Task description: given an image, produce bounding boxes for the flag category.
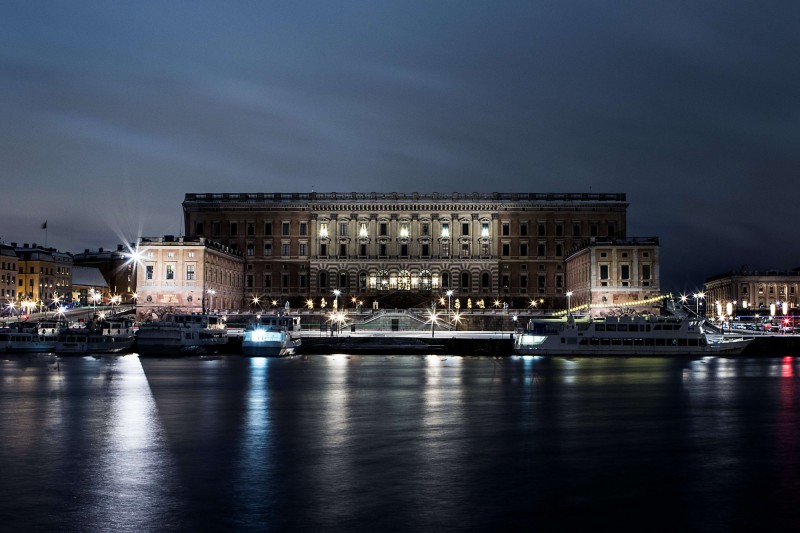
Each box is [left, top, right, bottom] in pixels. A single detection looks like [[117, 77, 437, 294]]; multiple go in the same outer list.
[[41, 221, 47, 230]]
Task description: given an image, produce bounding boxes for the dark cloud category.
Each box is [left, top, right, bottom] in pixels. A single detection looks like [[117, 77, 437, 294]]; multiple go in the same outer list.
[[1, 1, 798, 291]]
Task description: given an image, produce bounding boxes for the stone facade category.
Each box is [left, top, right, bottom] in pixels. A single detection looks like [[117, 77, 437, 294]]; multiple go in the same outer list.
[[704, 267, 800, 318], [182, 192, 630, 309], [565, 238, 662, 316], [134, 236, 245, 318], [0, 243, 18, 309]]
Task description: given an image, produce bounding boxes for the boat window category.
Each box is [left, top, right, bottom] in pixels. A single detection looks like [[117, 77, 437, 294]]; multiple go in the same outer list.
[[567, 338, 577, 344], [618, 324, 628, 332], [656, 338, 666, 346], [595, 324, 605, 332], [606, 325, 617, 332], [688, 339, 699, 346], [611, 339, 622, 346], [601, 338, 611, 345]]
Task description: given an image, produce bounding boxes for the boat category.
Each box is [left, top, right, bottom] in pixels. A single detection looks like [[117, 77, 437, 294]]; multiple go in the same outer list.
[[0, 324, 58, 353], [136, 313, 228, 356], [54, 317, 136, 354], [513, 315, 753, 356], [241, 314, 301, 356]]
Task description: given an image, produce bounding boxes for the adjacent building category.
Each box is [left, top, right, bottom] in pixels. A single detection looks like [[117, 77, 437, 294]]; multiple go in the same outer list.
[[133, 235, 245, 318], [0, 243, 18, 310], [15, 244, 60, 304], [72, 245, 137, 302], [182, 192, 631, 308], [565, 237, 662, 315], [704, 267, 800, 318]]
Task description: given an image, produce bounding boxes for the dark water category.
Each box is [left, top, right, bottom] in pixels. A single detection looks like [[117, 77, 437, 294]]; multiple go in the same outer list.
[[2, 354, 800, 532]]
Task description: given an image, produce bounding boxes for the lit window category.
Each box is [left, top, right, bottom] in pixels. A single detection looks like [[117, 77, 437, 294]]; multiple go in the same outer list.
[[399, 223, 409, 238], [482, 223, 490, 237], [319, 223, 329, 238], [441, 223, 450, 238], [359, 223, 368, 238]]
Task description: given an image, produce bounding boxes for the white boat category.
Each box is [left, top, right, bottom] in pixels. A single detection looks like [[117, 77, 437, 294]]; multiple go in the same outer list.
[[241, 314, 301, 356], [136, 314, 228, 356], [0, 326, 58, 353], [514, 315, 753, 356], [54, 318, 136, 354]]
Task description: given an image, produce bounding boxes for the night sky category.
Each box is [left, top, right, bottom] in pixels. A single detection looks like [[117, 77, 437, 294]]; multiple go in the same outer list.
[[2, 2, 798, 293]]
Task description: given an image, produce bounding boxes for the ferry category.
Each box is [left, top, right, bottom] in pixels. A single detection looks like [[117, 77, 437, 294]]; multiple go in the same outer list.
[[54, 317, 136, 354], [241, 314, 301, 356], [0, 325, 58, 353], [136, 313, 228, 356], [514, 315, 753, 356]]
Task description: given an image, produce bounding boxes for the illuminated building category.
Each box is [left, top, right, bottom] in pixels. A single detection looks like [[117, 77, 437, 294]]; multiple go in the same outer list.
[[14, 243, 71, 304], [182, 192, 636, 308], [133, 235, 244, 317], [704, 267, 800, 317], [73, 245, 138, 302], [0, 243, 18, 310], [565, 238, 661, 316]]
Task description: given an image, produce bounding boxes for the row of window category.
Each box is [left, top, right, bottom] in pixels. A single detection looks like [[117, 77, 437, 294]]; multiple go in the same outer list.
[[244, 242, 572, 258], [198, 220, 620, 239]]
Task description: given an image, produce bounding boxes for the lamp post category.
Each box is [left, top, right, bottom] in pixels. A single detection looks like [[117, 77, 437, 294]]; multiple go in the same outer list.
[[694, 292, 705, 317], [566, 291, 573, 317], [207, 288, 216, 314], [446, 290, 453, 322], [333, 289, 341, 310]]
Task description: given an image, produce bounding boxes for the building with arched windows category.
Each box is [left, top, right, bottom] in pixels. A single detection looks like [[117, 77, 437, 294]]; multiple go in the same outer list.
[[182, 192, 641, 310]]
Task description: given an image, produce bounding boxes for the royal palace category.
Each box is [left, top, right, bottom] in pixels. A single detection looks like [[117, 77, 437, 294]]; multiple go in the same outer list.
[[172, 191, 660, 312]]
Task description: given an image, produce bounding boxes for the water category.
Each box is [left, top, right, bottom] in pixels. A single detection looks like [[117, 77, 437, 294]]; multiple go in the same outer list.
[[2, 354, 800, 532]]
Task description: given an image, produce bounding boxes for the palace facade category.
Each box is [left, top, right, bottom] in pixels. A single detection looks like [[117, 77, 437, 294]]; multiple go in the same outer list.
[[704, 267, 800, 318], [182, 192, 636, 309]]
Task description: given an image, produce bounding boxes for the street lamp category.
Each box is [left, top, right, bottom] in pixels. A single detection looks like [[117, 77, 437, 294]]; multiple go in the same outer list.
[[446, 290, 453, 321], [207, 288, 216, 313], [333, 289, 341, 310], [694, 292, 705, 317], [566, 291, 573, 317]]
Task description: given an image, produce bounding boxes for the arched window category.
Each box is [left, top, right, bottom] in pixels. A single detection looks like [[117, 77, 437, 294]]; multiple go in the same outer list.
[[359, 271, 367, 291], [420, 270, 432, 293], [339, 271, 348, 290], [482, 272, 490, 289], [319, 271, 328, 289], [441, 272, 450, 288], [398, 270, 411, 291], [461, 272, 470, 290], [378, 269, 390, 291]]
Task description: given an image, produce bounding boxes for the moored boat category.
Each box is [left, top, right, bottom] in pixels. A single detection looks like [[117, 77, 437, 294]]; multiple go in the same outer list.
[[514, 315, 753, 356], [0, 326, 58, 353], [54, 317, 136, 354], [136, 313, 228, 356], [241, 314, 301, 356]]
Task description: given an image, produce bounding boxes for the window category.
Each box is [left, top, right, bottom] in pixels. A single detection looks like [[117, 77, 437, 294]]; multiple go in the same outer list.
[[319, 272, 328, 289], [146, 265, 154, 280], [360, 244, 367, 256], [247, 223, 255, 236], [520, 243, 528, 256], [600, 265, 609, 280], [399, 223, 409, 238], [502, 243, 510, 257], [398, 270, 411, 291], [462, 222, 470, 235], [299, 243, 307, 256], [320, 244, 327, 256], [642, 264, 651, 280], [502, 275, 509, 290], [556, 244, 563, 257], [461, 243, 470, 257], [264, 273, 272, 289], [246, 242, 255, 256], [590, 224, 598, 237], [265, 222, 273, 235], [538, 223, 546, 236], [520, 223, 527, 236], [299, 222, 307, 236], [282, 244, 290, 256], [319, 223, 328, 238], [165, 264, 174, 280], [441, 223, 449, 238], [264, 243, 272, 257], [401, 244, 408, 256], [246, 274, 254, 288], [282, 222, 290, 236], [621, 265, 630, 280], [538, 243, 546, 257], [422, 223, 430, 236], [461, 272, 470, 289], [230, 222, 238, 236], [573, 223, 581, 237], [186, 264, 195, 281], [379, 244, 387, 256], [556, 224, 563, 237], [607, 223, 616, 237], [483, 223, 491, 237], [538, 275, 546, 292], [521, 274, 528, 288], [380, 222, 388, 236], [340, 222, 348, 236], [422, 244, 429, 257], [339, 271, 348, 289], [441, 272, 450, 288], [212, 221, 221, 236], [359, 223, 368, 238], [482, 272, 490, 289], [441, 242, 450, 257], [339, 244, 347, 257], [195, 222, 204, 235]]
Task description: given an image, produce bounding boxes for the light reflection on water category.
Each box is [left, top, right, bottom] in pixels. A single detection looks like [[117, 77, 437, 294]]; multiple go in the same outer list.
[[2, 354, 800, 531]]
